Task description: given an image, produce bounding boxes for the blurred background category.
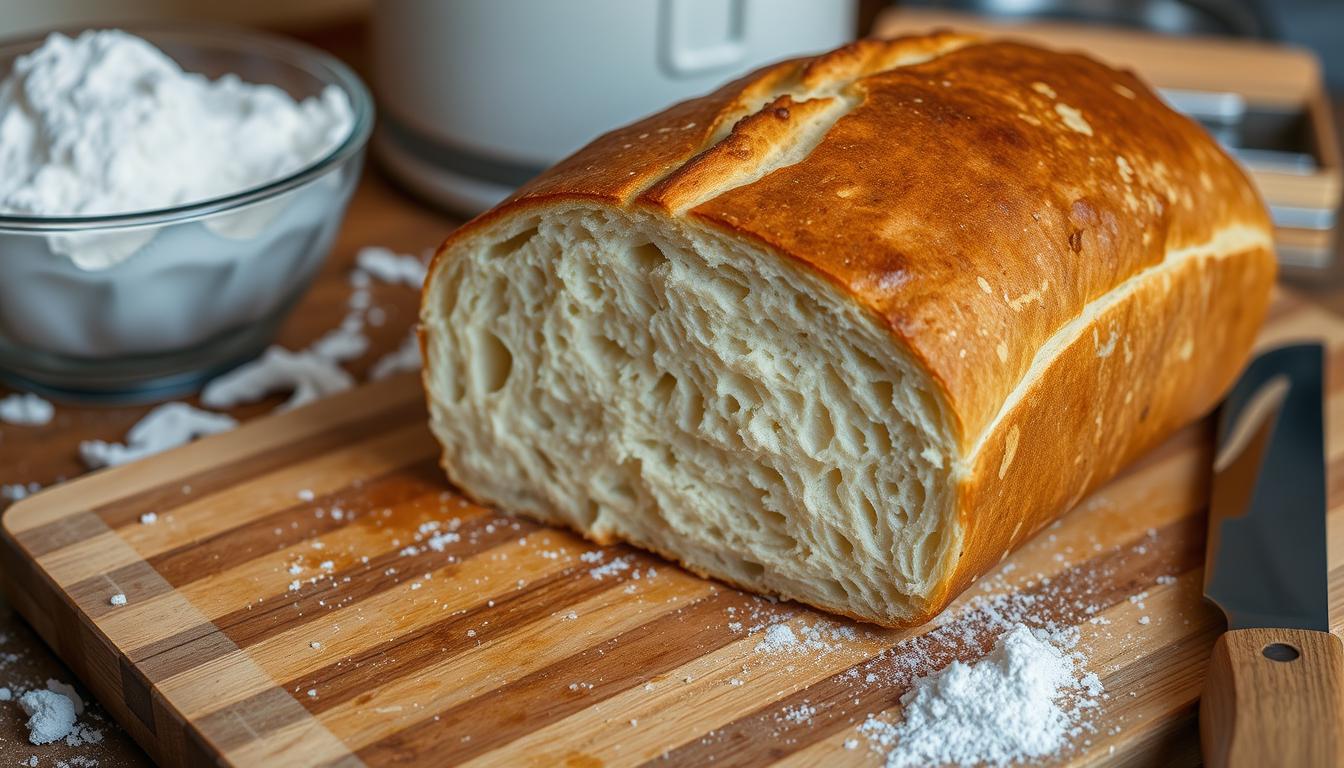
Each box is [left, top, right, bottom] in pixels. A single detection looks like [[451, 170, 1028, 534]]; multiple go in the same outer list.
[[1, 0, 1339, 274]]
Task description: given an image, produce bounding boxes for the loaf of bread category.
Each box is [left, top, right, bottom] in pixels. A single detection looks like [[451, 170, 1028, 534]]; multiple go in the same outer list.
[[419, 32, 1275, 627]]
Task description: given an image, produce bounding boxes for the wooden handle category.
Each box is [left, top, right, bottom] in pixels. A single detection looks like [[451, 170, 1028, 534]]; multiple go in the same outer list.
[[1201, 628, 1344, 768]]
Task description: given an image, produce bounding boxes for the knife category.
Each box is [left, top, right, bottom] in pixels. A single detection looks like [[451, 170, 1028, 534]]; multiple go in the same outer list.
[[1201, 342, 1344, 768]]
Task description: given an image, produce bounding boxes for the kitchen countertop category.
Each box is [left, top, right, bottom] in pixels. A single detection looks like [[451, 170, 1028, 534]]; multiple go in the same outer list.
[[0, 17, 1341, 768]]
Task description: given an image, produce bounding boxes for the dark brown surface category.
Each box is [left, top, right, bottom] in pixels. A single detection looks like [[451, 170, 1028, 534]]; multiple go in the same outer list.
[[0, 18, 461, 764]]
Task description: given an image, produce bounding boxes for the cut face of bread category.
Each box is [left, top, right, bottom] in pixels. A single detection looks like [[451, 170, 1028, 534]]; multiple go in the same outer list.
[[422, 205, 958, 625]]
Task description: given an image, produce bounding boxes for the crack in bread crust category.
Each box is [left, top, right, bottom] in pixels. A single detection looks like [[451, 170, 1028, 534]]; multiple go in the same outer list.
[[639, 33, 977, 210]]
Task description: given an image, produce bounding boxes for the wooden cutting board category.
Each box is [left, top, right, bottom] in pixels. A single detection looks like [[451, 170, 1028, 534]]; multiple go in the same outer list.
[[2, 290, 1339, 767]]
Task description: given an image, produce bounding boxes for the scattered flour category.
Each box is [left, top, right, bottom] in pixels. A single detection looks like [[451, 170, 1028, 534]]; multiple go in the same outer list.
[[108, 594, 126, 607], [781, 702, 817, 724], [754, 621, 858, 655], [860, 624, 1102, 767], [755, 624, 799, 653], [139, 512, 157, 525], [2, 482, 42, 502], [588, 556, 632, 581], [79, 403, 237, 469], [355, 246, 428, 288], [199, 247, 426, 408], [308, 321, 370, 363], [0, 393, 53, 426], [370, 330, 422, 380], [201, 346, 354, 411], [426, 531, 461, 552]]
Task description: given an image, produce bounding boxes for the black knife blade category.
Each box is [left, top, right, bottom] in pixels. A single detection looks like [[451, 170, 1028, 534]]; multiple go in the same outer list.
[[1204, 342, 1328, 631]]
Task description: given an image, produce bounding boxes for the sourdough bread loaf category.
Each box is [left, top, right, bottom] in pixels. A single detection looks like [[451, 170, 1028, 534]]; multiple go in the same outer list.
[[419, 32, 1276, 627]]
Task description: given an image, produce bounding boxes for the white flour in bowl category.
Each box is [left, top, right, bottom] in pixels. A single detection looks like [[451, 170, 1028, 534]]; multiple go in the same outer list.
[[0, 29, 354, 268]]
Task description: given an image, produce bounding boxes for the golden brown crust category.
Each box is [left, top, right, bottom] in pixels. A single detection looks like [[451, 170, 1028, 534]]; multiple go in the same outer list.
[[926, 241, 1275, 619], [424, 32, 1276, 628]]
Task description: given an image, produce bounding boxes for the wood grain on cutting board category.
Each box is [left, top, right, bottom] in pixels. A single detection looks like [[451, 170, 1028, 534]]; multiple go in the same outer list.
[[1, 289, 1338, 767]]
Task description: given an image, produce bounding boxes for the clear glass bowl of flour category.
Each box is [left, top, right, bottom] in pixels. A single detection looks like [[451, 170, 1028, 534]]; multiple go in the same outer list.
[[0, 26, 373, 402]]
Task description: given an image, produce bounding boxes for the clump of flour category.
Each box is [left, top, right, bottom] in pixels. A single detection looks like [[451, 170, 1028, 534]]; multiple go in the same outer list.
[[861, 623, 1102, 767], [79, 402, 237, 469], [18, 688, 77, 745], [0, 393, 54, 426]]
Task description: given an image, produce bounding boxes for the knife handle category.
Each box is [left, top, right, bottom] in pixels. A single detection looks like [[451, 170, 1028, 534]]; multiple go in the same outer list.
[[1201, 628, 1344, 768]]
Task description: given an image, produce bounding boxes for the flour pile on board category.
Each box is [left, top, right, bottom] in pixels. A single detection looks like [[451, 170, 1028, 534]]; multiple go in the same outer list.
[[0, 393, 53, 426], [860, 623, 1103, 767]]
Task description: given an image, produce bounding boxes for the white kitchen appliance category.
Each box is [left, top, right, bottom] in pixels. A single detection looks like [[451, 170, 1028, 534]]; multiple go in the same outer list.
[[372, 0, 857, 214]]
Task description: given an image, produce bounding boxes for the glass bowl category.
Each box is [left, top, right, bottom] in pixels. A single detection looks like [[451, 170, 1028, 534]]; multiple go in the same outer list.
[[0, 25, 373, 403]]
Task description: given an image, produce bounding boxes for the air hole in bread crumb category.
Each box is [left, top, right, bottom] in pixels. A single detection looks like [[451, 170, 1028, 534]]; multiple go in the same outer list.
[[590, 333, 632, 365], [489, 227, 538, 257], [630, 241, 669, 272], [859, 494, 880, 530], [833, 532, 856, 557], [473, 331, 513, 393], [763, 505, 790, 534], [710, 274, 750, 303], [821, 578, 845, 601], [535, 450, 557, 476], [826, 467, 844, 497], [653, 372, 678, 404], [802, 403, 836, 455], [682, 390, 706, 430], [871, 380, 895, 408]]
